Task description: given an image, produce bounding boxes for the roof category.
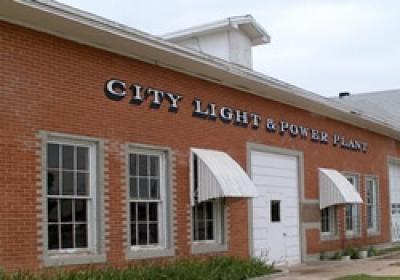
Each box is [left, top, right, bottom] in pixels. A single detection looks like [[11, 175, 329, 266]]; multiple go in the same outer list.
[[335, 89, 400, 131], [162, 15, 271, 46], [1, 0, 400, 140]]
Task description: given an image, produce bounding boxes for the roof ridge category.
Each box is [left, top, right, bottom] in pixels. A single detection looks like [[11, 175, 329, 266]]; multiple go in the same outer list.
[[348, 89, 400, 98]]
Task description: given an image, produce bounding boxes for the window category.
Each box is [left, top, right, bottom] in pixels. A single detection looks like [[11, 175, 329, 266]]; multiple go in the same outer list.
[[126, 145, 175, 260], [271, 200, 281, 222], [320, 206, 336, 236], [46, 141, 96, 253], [366, 177, 379, 233], [42, 134, 106, 266], [345, 175, 360, 235], [191, 154, 225, 248], [392, 203, 400, 215], [128, 151, 165, 248], [192, 201, 219, 241]]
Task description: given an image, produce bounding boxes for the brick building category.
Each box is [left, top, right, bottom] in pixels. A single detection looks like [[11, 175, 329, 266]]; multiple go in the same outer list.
[[1, 0, 400, 271]]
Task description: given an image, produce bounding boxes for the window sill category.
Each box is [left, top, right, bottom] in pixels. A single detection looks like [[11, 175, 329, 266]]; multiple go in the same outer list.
[[320, 233, 339, 241], [43, 253, 106, 267], [191, 242, 228, 255], [367, 230, 380, 237], [126, 247, 175, 260], [345, 232, 362, 239]]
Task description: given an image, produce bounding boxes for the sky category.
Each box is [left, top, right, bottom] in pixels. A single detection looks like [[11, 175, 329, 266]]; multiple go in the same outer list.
[[59, 0, 400, 97]]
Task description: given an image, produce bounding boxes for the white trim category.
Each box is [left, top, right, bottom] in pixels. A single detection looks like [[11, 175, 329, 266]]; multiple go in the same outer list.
[[127, 148, 167, 250], [124, 143, 175, 260], [192, 199, 223, 244], [41, 132, 106, 266], [366, 176, 379, 234], [162, 15, 270, 45], [189, 150, 227, 254], [45, 141, 96, 254], [343, 174, 361, 237], [88, 144, 97, 251], [387, 157, 400, 243], [246, 143, 304, 263], [320, 206, 337, 238], [190, 150, 195, 207], [191, 199, 227, 254], [247, 144, 303, 265]]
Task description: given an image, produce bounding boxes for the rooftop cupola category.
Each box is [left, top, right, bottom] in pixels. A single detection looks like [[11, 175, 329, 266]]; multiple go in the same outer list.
[[162, 15, 270, 69]]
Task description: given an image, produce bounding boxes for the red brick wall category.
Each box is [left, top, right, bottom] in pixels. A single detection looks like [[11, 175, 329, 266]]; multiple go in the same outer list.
[[1, 21, 399, 271]]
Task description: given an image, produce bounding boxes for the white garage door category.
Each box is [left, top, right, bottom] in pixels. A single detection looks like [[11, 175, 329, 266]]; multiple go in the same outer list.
[[251, 150, 301, 265], [389, 162, 400, 242]]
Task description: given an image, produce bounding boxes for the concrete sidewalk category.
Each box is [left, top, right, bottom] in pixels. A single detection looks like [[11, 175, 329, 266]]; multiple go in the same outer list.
[[260, 253, 400, 280]]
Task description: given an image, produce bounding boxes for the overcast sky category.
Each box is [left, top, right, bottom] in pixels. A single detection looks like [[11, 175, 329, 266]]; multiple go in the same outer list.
[[60, 0, 399, 97]]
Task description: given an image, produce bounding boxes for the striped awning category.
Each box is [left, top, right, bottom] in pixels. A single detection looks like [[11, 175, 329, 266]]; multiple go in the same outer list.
[[191, 148, 258, 205], [319, 168, 363, 209]]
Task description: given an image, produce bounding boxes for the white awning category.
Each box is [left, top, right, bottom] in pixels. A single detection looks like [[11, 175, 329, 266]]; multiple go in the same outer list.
[[319, 168, 363, 209], [191, 148, 258, 205]]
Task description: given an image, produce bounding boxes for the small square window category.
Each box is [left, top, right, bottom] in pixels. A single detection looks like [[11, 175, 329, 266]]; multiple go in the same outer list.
[[271, 200, 281, 222]]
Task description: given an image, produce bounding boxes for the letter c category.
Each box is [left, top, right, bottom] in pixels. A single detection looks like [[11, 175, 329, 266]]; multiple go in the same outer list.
[[105, 79, 126, 99]]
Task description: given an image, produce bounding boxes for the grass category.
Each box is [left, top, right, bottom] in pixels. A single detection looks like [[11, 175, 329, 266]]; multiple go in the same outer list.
[[0, 256, 277, 280], [335, 275, 400, 280]]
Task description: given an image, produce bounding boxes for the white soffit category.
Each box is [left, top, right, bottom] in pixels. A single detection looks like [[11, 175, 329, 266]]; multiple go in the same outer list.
[[319, 168, 363, 209], [192, 148, 258, 205]]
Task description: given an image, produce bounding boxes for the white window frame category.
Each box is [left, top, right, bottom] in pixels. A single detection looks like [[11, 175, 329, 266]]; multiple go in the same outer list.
[[344, 174, 361, 237], [128, 148, 167, 251], [192, 199, 223, 244], [46, 140, 97, 255], [190, 151, 226, 254], [125, 144, 174, 260], [366, 176, 379, 234], [41, 132, 105, 267], [320, 206, 336, 237]]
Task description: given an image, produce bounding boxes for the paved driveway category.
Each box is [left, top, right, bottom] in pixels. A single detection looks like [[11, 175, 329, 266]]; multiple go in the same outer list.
[[264, 253, 400, 280]]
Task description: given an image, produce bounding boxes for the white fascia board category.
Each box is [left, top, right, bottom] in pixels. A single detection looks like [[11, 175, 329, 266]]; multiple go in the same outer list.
[[162, 18, 230, 41], [229, 15, 271, 45], [1, 0, 400, 140], [162, 15, 270, 45]]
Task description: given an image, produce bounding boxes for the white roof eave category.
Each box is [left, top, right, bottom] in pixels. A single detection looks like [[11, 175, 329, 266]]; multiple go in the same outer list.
[[162, 15, 270, 45], [1, 0, 400, 140]]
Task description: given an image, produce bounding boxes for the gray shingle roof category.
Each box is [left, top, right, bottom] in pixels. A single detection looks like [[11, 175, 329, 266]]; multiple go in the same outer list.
[[335, 89, 400, 131]]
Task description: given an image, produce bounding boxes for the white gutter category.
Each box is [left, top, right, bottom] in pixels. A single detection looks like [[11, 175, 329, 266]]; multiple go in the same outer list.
[[1, 0, 400, 140]]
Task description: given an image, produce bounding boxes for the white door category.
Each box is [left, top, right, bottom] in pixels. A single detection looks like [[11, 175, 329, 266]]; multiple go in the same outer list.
[[389, 162, 400, 242], [251, 150, 301, 265]]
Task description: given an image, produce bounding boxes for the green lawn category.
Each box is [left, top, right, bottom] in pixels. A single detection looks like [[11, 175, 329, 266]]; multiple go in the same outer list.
[[336, 275, 400, 280]]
